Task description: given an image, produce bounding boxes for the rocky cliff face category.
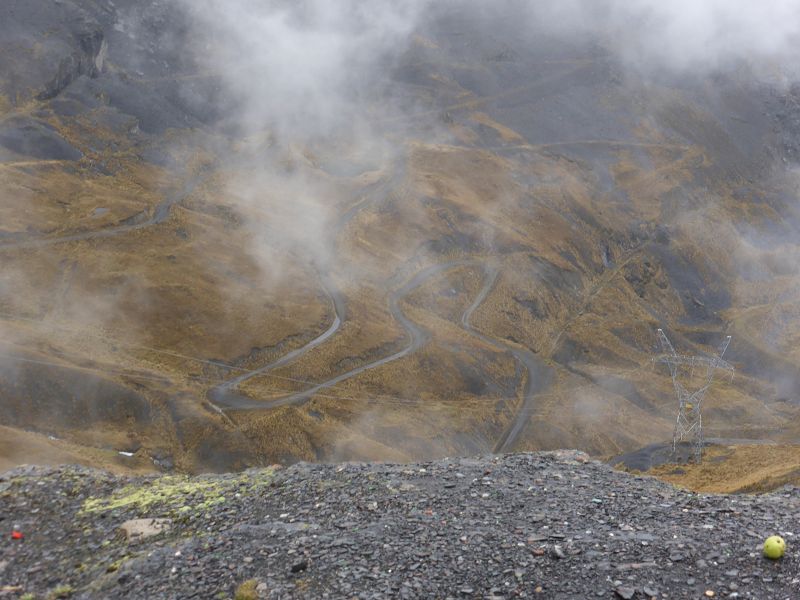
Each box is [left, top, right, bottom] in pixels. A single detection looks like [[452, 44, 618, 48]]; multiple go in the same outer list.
[[2, 451, 799, 598], [0, 1, 108, 103], [36, 28, 107, 101]]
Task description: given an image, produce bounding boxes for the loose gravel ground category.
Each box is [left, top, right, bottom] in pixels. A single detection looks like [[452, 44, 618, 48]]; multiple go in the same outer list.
[[2, 451, 800, 599]]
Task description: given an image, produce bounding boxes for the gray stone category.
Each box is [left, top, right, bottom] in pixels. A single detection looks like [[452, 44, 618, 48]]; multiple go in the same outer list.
[[118, 518, 172, 542], [615, 586, 635, 600]]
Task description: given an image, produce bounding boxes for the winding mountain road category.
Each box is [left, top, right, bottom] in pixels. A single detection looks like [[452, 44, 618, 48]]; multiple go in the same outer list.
[[460, 266, 553, 453], [206, 274, 346, 408], [214, 259, 553, 454], [211, 260, 471, 411], [3, 152, 554, 450], [205, 171, 401, 409]]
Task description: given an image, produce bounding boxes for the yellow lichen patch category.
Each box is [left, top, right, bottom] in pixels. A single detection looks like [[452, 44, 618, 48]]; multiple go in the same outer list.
[[80, 468, 275, 515]]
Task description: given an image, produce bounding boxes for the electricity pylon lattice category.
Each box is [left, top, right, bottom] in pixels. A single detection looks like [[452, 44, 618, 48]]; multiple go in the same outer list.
[[655, 329, 734, 462]]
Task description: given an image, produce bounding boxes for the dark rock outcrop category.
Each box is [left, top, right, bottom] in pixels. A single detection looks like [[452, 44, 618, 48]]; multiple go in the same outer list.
[[0, 116, 82, 160], [0, 0, 107, 103], [36, 27, 107, 100]]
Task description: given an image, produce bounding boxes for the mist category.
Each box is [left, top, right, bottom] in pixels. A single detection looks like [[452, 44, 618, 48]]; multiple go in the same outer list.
[[178, 0, 427, 141], [177, 0, 800, 139], [5, 0, 800, 471], [164, 0, 800, 277], [521, 0, 800, 75]]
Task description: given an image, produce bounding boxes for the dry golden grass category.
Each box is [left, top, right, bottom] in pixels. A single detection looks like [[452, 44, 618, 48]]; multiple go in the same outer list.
[[0, 425, 153, 475], [5, 79, 800, 472], [652, 444, 800, 494], [0, 162, 159, 234]]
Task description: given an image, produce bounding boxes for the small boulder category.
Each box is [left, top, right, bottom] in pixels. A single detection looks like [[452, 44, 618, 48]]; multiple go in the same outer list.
[[615, 587, 635, 600], [291, 560, 308, 573], [118, 518, 172, 542]]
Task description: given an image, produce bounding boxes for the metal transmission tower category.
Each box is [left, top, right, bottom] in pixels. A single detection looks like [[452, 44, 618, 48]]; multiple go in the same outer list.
[[655, 329, 734, 462]]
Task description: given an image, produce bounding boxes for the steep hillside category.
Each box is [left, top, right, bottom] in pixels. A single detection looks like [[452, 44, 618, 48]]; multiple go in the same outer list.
[[651, 443, 800, 494], [2, 0, 800, 471]]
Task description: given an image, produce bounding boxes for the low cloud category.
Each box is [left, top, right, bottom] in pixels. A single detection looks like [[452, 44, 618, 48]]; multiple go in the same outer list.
[[178, 0, 426, 141], [522, 0, 800, 76]]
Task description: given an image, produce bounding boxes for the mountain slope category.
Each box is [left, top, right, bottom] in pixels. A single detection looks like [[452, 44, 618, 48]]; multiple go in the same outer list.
[[2, 1, 800, 471]]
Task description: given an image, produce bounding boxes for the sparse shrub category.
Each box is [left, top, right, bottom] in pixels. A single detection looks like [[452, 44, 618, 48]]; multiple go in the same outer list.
[[234, 579, 260, 600], [48, 585, 74, 599]]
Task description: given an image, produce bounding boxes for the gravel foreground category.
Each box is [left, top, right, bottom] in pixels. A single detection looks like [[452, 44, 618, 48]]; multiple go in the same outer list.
[[1, 451, 799, 599]]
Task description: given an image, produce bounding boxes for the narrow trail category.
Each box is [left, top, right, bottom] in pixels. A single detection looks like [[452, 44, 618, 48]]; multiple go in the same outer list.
[[486, 140, 692, 153], [547, 242, 648, 356], [460, 266, 553, 453], [383, 60, 594, 126], [528, 242, 650, 423], [0, 170, 206, 250], [0, 159, 70, 171]]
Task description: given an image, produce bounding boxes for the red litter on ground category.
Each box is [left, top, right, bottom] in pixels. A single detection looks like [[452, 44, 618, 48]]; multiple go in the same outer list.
[[11, 530, 23, 540]]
